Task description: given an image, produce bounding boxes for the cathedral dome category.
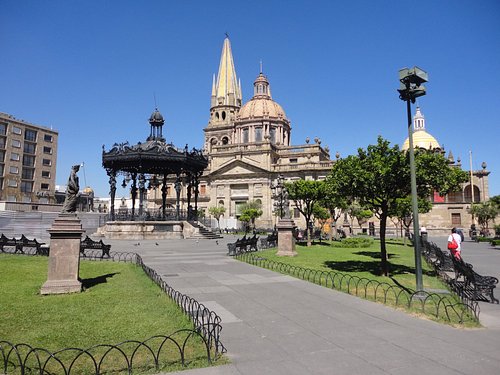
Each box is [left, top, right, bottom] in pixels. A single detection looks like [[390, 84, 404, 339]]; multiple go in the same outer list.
[[402, 130, 441, 151], [237, 73, 288, 121], [401, 107, 441, 151]]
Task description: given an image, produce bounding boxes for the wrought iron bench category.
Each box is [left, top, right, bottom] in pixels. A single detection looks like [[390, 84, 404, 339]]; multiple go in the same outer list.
[[80, 236, 111, 258], [260, 232, 278, 249], [227, 235, 259, 256], [0, 234, 47, 255], [452, 256, 498, 304]]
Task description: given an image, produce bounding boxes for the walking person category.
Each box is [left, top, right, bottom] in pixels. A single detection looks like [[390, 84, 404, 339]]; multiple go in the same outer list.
[[447, 227, 462, 259]]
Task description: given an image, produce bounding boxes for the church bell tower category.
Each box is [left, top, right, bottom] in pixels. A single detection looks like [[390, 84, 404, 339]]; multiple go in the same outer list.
[[204, 36, 242, 152]]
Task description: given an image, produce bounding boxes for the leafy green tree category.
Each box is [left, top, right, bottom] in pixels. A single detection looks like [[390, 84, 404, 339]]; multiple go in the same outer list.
[[318, 183, 349, 240], [469, 201, 499, 233], [208, 206, 226, 232], [312, 203, 330, 234], [391, 196, 433, 243], [328, 136, 468, 276], [285, 179, 325, 246], [239, 200, 263, 232], [346, 202, 373, 230]]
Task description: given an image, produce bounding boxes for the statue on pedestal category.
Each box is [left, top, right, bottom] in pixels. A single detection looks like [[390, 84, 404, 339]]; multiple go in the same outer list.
[[61, 165, 80, 213]]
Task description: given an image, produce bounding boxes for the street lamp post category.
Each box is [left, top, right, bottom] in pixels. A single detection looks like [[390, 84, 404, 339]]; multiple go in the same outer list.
[[398, 66, 428, 292]]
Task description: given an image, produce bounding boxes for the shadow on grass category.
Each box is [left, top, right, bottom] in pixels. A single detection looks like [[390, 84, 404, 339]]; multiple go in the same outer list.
[[353, 251, 400, 259], [81, 273, 119, 289], [324, 260, 435, 277]]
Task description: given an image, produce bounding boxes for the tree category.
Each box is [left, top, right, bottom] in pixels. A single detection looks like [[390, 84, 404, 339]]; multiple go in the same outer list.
[[239, 200, 263, 232], [346, 202, 373, 230], [328, 136, 468, 276], [391, 196, 432, 243], [208, 206, 226, 232], [318, 182, 349, 240], [285, 180, 325, 246], [469, 201, 499, 233], [312, 203, 330, 235]]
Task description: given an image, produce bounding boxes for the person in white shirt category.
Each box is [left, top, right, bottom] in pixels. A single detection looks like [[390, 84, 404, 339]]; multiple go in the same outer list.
[[447, 227, 462, 259]]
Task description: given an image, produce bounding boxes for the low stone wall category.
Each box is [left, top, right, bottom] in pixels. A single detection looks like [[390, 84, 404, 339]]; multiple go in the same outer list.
[[98, 221, 184, 240]]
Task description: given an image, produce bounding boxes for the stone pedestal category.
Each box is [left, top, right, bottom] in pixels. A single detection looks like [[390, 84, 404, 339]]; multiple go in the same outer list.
[[276, 218, 297, 257], [40, 214, 84, 295]]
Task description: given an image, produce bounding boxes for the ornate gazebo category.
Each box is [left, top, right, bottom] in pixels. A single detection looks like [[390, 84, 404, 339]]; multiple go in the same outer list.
[[102, 109, 208, 223]]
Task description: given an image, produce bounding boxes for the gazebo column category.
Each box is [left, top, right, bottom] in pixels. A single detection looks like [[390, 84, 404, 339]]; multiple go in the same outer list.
[[131, 173, 137, 220], [161, 174, 168, 220], [194, 174, 200, 219], [187, 176, 192, 220], [108, 170, 117, 221], [175, 175, 182, 220], [138, 173, 146, 218]]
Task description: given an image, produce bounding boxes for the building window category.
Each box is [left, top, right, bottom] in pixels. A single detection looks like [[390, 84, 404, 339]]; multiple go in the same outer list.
[[0, 138, 5, 148], [0, 165, 3, 176], [41, 183, 49, 190], [289, 158, 298, 163], [42, 159, 51, 166], [221, 136, 229, 145], [294, 208, 300, 219], [12, 126, 21, 135], [218, 200, 224, 207], [7, 179, 18, 187], [255, 127, 262, 142], [43, 146, 52, 154], [7, 195, 16, 202], [20, 181, 33, 193], [451, 213, 461, 225], [42, 170, 50, 178], [23, 142, 36, 154], [38, 197, 48, 204], [10, 152, 20, 161], [23, 155, 35, 167], [22, 196, 31, 203], [11, 139, 21, 148], [9, 166, 18, 174], [24, 129, 37, 142], [0, 150, 4, 162], [242, 128, 249, 143], [200, 184, 207, 195], [270, 127, 276, 144], [0, 123, 6, 135], [22, 168, 34, 180], [44, 134, 53, 142]]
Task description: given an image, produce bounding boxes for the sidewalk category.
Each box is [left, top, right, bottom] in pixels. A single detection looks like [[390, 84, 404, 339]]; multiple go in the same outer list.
[[104, 236, 500, 375]]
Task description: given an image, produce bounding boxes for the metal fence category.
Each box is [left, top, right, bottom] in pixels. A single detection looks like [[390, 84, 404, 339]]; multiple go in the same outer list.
[[0, 249, 226, 374], [235, 249, 479, 324]]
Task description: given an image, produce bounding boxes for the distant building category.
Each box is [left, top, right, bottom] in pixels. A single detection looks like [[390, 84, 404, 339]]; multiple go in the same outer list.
[[401, 107, 490, 232], [0, 112, 58, 205]]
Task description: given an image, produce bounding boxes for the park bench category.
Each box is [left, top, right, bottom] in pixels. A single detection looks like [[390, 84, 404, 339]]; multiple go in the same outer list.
[[451, 256, 498, 303], [227, 234, 259, 256], [80, 236, 111, 258], [0, 234, 47, 255], [260, 232, 278, 249]]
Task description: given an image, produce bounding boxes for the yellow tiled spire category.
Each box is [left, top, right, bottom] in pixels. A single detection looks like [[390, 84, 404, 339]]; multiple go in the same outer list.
[[212, 37, 241, 108]]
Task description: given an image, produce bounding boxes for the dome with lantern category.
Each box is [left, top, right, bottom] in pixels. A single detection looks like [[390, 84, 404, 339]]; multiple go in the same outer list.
[[237, 73, 288, 121], [401, 107, 441, 151]]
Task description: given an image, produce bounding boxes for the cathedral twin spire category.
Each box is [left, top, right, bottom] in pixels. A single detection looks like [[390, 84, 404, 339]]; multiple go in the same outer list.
[[211, 37, 242, 109]]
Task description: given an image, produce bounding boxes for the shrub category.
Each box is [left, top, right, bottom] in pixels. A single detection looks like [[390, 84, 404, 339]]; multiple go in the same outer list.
[[490, 239, 500, 246], [331, 237, 373, 248]]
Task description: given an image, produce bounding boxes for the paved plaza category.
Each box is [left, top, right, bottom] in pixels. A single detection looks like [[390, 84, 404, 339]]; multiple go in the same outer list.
[[101, 236, 500, 375]]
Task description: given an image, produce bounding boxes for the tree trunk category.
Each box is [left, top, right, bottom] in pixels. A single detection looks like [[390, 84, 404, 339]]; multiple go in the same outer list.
[[306, 215, 312, 247], [380, 211, 389, 276]]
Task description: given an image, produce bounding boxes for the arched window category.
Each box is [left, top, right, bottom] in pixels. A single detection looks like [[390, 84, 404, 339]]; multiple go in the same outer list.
[[464, 184, 481, 203], [222, 136, 229, 145], [215, 112, 220, 120], [222, 111, 226, 120], [218, 200, 224, 207], [447, 190, 463, 203]]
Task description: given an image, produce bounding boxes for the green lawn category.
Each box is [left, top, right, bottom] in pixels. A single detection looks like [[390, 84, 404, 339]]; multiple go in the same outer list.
[[0, 254, 225, 374], [240, 241, 478, 326]]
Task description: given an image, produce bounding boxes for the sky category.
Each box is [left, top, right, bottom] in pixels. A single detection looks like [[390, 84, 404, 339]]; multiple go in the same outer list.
[[1, 0, 499, 198]]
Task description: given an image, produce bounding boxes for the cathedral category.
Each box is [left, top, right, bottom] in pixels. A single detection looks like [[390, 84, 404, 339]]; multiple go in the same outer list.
[[197, 37, 334, 229]]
